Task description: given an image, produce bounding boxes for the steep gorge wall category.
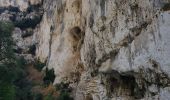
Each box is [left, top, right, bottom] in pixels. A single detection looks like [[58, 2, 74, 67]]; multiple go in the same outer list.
[[0, 0, 43, 62], [36, 0, 170, 100], [1, 0, 170, 100], [0, 0, 42, 11]]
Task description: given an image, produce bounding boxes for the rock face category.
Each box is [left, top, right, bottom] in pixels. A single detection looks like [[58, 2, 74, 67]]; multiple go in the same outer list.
[[0, 0, 43, 62], [1, 0, 170, 100], [0, 0, 42, 11], [35, 0, 170, 99]]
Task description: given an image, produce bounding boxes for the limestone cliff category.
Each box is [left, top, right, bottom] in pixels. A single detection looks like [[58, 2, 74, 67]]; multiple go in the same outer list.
[[36, 0, 170, 99], [1, 0, 170, 100], [0, 0, 42, 11], [0, 0, 43, 62]]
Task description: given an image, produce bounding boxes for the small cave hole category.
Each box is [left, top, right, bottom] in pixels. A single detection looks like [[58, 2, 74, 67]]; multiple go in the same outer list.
[[22, 30, 33, 38], [13, 48, 23, 54], [86, 94, 93, 100], [43, 68, 56, 86], [66, 9, 68, 12], [28, 44, 36, 56], [50, 25, 54, 32], [70, 26, 81, 40], [130, 3, 139, 10], [108, 74, 146, 99]]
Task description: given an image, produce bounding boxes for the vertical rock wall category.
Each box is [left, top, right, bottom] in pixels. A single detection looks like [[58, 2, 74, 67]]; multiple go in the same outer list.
[[0, 0, 42, 11], [1, 0, 170, 99], [0, 0, 43, 62]]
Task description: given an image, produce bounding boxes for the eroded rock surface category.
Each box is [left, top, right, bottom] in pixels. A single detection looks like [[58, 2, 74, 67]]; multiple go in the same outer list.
[[36, 0, 170, 100], [0, 0, 42, 11], [0, 0, 43, 62], [1, 0, 170, 100]]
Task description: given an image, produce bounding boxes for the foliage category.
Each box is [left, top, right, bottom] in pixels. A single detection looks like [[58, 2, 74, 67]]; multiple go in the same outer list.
[[0, 57, 30, 100], [0, 21, 16, 82], [0, 21, 14, 62], [0, 83, 15, 100], [33, 59, 45, 71], [44, 94, 55, 100], [33, 93, 43, 100], [43, 68, 55, 86], [0, 21, 32, 100], [162, 3, 170, 11], [14, 16, 42, 29], [55, 82, 73, 100], [57, 91, 73, 100], [0, 20, 67, 100]]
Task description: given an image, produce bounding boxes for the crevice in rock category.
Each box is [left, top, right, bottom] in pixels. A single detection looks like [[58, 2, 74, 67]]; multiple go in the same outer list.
[[70, 26, 82, 41], [13, 48, 23, 54], [96, 49, 119, 67], [102, 71, 146, 99], [50, 25, 54, 32], [14, 15, 43, 29], [28, 44, 36, 56], [130, 2, 139, 11], [85, 94, 93, 100], [27, 3, 44, 13], [114, 20, 152, 49], [130, 20, 152, 38], [89, 13, 94, 28], [100, 64, 170, 99], [22, 29, 34, 38], [115, 34, 133, 48], [1, 3, 44, 30], [70, 26, 85, 52], [46, 28, 53, 68], [100, 0, 106, 16], [0, 6, 20, 14]]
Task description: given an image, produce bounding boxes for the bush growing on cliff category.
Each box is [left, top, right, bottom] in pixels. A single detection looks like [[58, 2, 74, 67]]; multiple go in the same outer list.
[[43, 68, 55, 86], [162, 3, 170, 11], [0, 21, 31, 100], [44, 94, 55, 100], [0, 21, 14, 62], [0, 83, 15, 100], [0, 21, 16, 100], [55, 82, 73, 100], [33, 59, 46, 71], [14, 16, 42, 29], [57, 91, 73, 100]]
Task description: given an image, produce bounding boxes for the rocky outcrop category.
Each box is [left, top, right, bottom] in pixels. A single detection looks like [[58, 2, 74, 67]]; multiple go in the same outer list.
[[0, 0, 43, 62], [1, 0, 170, 100], [35, 0, 170, 99], [0, 0, 42, 11]]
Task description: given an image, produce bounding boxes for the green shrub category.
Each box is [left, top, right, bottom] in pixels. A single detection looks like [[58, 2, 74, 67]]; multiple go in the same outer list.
[[0, 21, 17, 83], [44, 94, 55, 100], [0, 21, 33, 100], [14, 16, 42, 29], [55, 82, 73, 100], [0, 21, 14, 62], [0, 21, 14, 35], [43, 68, 55, 86], [33, 93, 43, 100], [162, 3, 170, 11], [34, 60, 45, 71], [0, 83, 15, 100], [55, 82, 71, 92], [57, 92, 73, 100]]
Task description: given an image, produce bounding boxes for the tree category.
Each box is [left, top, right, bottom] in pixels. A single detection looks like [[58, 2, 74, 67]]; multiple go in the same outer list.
[[0, 21, 14, 62], [0, 21, 16, 100], [0, 21, 30, 100]]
